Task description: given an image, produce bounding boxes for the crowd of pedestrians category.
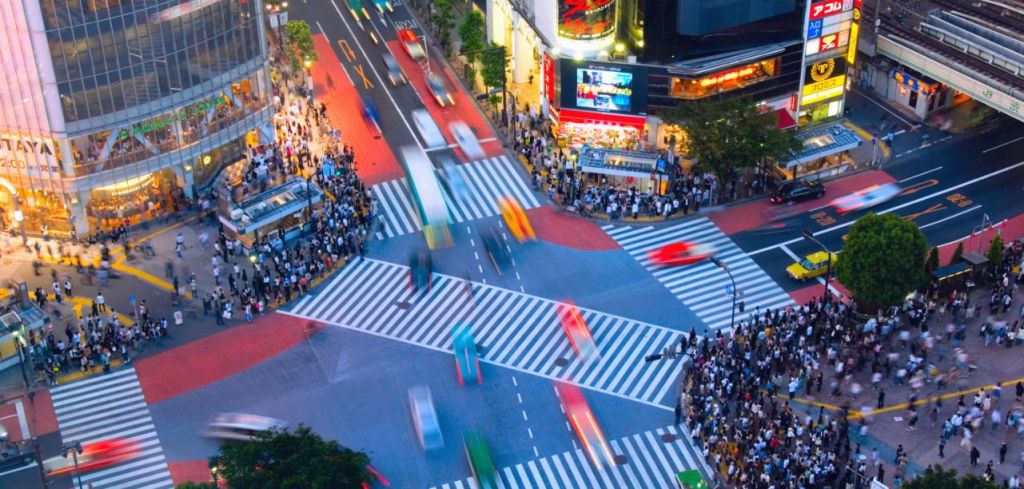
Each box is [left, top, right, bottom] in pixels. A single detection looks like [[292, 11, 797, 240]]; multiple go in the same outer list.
[[681, 236, 1024, 487]]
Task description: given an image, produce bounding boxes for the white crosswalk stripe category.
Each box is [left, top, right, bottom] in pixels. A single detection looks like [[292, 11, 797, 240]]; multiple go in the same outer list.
[[371, 155, 541, 240], [429, 425, 711, 489], [49, 368, 174, 489], [284, 258, 686, 407], [604, 218, 794, 332]]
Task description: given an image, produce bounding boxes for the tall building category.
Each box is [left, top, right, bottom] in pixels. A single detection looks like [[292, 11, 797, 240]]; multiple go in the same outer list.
[[0, 0, 273, 237], [486, 0, 857, 149]]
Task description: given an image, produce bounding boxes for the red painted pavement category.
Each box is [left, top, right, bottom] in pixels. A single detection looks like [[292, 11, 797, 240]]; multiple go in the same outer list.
[[527, 207, 620, 251], [385, 41, 504, 161], [788, 281, 851, 305], [311, 35, 403, 186], [168, 460, 213, 485], [710, 170, 897, 235], [937, 213, 1024, 263], [134, 313, 316, 405], [0, 391, 58, 442]]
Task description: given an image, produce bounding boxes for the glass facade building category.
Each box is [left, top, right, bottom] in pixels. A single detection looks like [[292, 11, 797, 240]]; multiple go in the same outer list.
[[0, 0, 271, 236]]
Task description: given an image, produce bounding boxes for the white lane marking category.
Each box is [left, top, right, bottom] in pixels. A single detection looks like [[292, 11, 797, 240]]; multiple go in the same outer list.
[[512, 375, 518, 387], [517, 393, 523, 404], [748, 160, 1024, 256], [328, 0, 426, 152], [898, 167, 943, 183], [522, 410, 528, 421], [919, 205, 982, 230], [982, 136, 1024, 154]]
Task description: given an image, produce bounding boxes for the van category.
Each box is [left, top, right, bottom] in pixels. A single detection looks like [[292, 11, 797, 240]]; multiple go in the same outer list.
[[412, 109, 447, 149]]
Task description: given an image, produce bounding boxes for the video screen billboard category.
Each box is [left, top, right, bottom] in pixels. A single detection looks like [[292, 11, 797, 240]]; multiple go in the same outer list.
[[575, 67, 634, 112], [558, 0, 617, 41]]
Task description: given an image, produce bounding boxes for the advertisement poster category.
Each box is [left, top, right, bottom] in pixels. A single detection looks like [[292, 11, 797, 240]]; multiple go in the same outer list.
[[575, 67, 633, 112], [558, 0, 617, 41]]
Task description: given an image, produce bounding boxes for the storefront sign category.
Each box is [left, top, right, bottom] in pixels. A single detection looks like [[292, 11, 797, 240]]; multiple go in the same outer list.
[[802, 56, 848, 105], [558, 0, 617, 41], [894, 70, 939, 94], [0, 135, 62, 176], [809, 0, 852, 20], [119, 96, 227, 140], [544, 53, 556, 106], [846, 10, 860, 64]]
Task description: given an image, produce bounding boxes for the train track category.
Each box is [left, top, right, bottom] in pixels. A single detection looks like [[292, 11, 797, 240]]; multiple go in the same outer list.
[[927, 0, 1024, 35]]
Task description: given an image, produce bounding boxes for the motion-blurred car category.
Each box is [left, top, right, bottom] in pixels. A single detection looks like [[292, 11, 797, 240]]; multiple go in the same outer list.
[[426, 73, 455, 107], [347, 0, 371, 20], [480, 227, 511, 273], [786, 251, 838, 281], [408, 386, 444, 450], [382, 53, 406, 86], [0, 426, 34, 472], [202, 413, 288, 441], [397, 28, 426, 60], [449, 121, 484, 160], [463, 430, 498, 489], [555, 382, 614, 468], [769, 180, 825, 204], [409, 251, 433, 291], [830, 183, 900, 214], [361, 96, 381, 129], [648, 241, 715, 267], [557, 301, 599, 362], [372, 0, 393, 13], [452, 324, 482, 385], [44, 439, 141, 476], [498, 196, 535, 242], [436, 156, 468, 199]]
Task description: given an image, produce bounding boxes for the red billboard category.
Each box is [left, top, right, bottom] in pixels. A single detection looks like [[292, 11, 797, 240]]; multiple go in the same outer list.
[[558, 0, 617, 41], [543, 53, 555, 105], [809, 0, 845, 20]]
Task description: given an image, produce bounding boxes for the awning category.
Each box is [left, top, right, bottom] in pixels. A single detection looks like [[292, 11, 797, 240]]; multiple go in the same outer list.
[[782, 123, 862, 168], [774, 109, 797, 130], [556, 108, 647, 132], [933, 262, 971, 280]]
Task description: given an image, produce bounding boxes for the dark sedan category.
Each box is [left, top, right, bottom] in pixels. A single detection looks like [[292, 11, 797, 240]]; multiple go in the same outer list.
[[769, 180, 825, 204]]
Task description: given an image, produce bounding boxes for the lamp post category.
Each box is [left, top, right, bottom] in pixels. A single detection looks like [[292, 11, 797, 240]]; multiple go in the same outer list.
[[802, 228, 833, 299], [11, 330, 30, 389], [711, 257, 737, 331], [61, 441, 85, 489]]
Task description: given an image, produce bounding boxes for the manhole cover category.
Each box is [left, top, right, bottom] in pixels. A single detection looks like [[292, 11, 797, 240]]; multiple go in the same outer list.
[[661, 433, 676, 443], [614, 454, 628, 465], [395, 301, 411, 309], [553, 358, 569, 367]]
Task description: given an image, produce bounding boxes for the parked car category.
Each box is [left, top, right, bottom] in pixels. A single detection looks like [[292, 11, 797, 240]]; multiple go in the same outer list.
[[786, 251, 838, 281], [769, 180, 825, 204]]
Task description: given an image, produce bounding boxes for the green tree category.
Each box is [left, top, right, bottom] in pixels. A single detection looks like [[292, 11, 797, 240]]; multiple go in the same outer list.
[[926, 246, 940, 278], [211, 424, 371, 489], [480, 42, 507, 92], [284, 20, 317, 73], [430, 0, 456, 54], [949, 241, 965, 266], [987, 234, 1004, 271], [835, 213, 928, 309], [458, 10, 486, 83], [175, 483, 217, 489], [902, 465, 1000, 489], [661, 97, 802, 190]]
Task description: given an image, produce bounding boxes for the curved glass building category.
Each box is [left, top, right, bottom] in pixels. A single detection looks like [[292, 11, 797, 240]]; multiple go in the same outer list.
[[0, 0, 272, 236]]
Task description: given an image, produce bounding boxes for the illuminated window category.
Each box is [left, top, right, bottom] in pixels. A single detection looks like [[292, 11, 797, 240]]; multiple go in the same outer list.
[[669, 58, 779, 99]]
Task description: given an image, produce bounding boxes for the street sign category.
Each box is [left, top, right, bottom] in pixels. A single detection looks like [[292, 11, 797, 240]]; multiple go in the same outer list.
[[725, 285, 734, 295], [129, 295, 136, 305]]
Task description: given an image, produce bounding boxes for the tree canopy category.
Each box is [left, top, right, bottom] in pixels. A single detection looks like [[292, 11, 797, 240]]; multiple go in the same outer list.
[[479, 42, 506, 92], [211, 424, 371, 489], [835, 213, 928, 309], [284, 20, 317, 73], [902, 465, 1000, 489], [458, 11, 486, 83], [987, 234, 1004, 270], [660, 97, 802, 184], [430, 0, 455, 54]]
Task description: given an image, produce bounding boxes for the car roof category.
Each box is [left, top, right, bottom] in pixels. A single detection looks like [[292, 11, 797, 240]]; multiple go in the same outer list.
[[804, 251, 831, 263], [209, 413, 285, 430]]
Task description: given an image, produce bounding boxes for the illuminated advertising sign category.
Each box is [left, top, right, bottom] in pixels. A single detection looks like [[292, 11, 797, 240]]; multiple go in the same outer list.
[[807, 19, 823, 38], [560, 61, 647, 114], [802, 57, 848, 105], [809, 0, 853, 20], [544, 53, 556, 105], [558, 0, 617, 41], [847, 9, 860, 64]]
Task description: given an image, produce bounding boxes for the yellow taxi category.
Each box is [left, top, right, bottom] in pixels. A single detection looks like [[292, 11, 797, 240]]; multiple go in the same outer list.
[[498, 196, 535, 242], [786, 251, 838, 281]]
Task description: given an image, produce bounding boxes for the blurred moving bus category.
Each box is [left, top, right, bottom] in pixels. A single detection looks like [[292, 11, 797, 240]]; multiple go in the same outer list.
[[399, 146, 453, 249]]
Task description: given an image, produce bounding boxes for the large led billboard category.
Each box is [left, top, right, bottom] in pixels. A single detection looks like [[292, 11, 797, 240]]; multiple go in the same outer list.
[[560, 61, 648, 114], [558, 0, 617, 41]]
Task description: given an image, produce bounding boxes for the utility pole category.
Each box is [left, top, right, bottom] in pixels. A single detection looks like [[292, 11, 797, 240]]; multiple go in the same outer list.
[[802, 228, 834, 299]]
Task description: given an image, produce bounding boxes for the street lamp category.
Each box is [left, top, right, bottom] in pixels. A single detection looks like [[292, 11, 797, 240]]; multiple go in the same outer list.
[[11, 330, 30, 389], [711, 257, 737, 331], [61, 440, 85, 489], [802, 228, 833, 299]]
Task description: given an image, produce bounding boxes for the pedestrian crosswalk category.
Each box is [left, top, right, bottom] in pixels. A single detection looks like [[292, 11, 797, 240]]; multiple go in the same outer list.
[[371, 155, 541, 240], [604, 218, 794, 332], [50, 368, 174, 489], [430, 424, 711, 489], [286, 257, 686, 407]]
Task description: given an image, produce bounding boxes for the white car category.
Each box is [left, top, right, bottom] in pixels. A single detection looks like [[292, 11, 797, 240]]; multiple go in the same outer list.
[[201, 413, 287, 442], [411, 109, 447, 149], [830, 183, 901, 214], [449, 121, 484, 160], [408, 386, 444, 450]]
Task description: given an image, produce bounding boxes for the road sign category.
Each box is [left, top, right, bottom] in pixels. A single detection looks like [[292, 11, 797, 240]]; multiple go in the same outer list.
[[725, 285, 734, 295], [129, 295, 136, 305]]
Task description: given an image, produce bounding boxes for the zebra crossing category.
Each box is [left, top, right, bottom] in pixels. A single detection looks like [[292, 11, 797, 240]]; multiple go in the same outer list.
[[285, 257, 687, 407], [49, 368, 174, 489], [605, 218, 794, 332], [370, 155, 541, 240], [430, 424, 711, 489]]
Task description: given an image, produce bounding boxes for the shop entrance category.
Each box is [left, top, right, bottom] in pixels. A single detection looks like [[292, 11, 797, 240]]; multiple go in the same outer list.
[[86, 168, 183, 231]]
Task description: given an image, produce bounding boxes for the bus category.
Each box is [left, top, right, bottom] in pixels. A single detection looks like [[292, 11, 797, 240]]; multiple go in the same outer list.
[[399, 146, 453, 249]]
